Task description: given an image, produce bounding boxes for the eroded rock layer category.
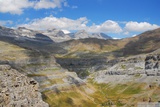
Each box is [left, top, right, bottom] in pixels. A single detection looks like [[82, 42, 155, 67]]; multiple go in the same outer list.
[[0, 65, 48, 107]]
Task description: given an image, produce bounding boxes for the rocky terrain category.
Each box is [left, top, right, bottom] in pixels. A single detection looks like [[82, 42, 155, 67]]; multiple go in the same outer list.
[[94, 53, 160, 83], [0, 65, 48, 107], [0, 36, 86, 106], [0, 26, 112, 43], [0, 26, 160, 107]]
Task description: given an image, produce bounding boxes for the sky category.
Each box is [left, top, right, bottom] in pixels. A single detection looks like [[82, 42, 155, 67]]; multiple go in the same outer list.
[[0, 0, 160, 38]]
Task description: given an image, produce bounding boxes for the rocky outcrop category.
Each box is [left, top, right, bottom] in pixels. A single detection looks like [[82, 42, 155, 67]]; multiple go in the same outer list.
[[0, 26, 112, 43], [0, 65, 48, 107], [145, 54, 160, 70], [56, 58, 107, 78], [0, 26, 54, 43], [145, 54, 160, 76], [94, 53, 160, 84]]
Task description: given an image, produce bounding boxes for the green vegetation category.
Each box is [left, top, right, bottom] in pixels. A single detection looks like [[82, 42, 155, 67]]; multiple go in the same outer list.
[[42, 88, 97, 107], [134, 73, 141, 78], [26, 63, 46, 67], [42, 78, 160, 107], [121, 64, 126, 69], [27, 74, 46, 77], [135, 67, 143, 70], [78, 70, 90, 78], [123, 85, 141, 95]]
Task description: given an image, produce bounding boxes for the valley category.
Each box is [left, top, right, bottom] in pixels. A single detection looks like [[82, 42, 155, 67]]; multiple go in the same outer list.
[[0, 26, 160, 107]]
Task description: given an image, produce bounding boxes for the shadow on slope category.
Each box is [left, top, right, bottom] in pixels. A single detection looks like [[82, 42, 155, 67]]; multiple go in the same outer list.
[[123, 28, 160, 56]]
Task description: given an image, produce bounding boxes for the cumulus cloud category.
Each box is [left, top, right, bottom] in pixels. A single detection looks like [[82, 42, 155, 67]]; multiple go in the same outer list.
[[0, 0, 33, 14], [113, 37, 120, 40], [0, 0, 68, 14], [19, 16, 88, 30], [34, 0, 66, 9], [88, 20, 122, 33], [125, 21, 159, 32], [18, 16, 122, 33], [62, 29, 70, 34], [132, 34, 137, 37]]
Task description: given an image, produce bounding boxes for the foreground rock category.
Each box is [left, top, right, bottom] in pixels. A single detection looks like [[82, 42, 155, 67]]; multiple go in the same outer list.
[[0, 65, 48, 107]]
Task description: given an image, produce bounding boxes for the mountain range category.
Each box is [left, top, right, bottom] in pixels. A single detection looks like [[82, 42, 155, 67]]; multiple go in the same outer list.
[[0, 25, 160, 107], [0, 26, 112, 43]]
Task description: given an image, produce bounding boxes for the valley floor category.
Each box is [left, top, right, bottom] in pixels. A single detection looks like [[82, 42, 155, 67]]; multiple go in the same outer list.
[[42, 76, 160, 107]]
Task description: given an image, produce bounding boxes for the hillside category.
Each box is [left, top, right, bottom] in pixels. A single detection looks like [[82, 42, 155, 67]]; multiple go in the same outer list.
[[0, 26, 160, 106], [0, 65, 48, 107], [123, 28, 160, 55], [54, 28, 160, 78], [57, 28, 160, 58]]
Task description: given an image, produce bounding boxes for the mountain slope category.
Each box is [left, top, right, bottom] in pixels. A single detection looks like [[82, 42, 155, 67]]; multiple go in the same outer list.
[[0, 65, 49, 107], [54, 28, 160, 78], [57, 28, 160, 57], [0, 26, 54, 43], [0, 25, 160, 107], [123, 28, 160, 55], [0, 26, 112, 43]]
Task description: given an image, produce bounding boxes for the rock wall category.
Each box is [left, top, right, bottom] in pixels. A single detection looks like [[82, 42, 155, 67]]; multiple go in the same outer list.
[[94, 54, 160, 84], [145, 54, 160, 70], [145, 54, 160, 76], [56, 57, 107, 78], [0, 65, 48, 107]]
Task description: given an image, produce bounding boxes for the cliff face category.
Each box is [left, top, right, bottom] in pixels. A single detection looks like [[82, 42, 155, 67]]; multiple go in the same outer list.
[[0, 65, 48, 107], [56, 57, 107, 78], [93, 53, 160, 84]]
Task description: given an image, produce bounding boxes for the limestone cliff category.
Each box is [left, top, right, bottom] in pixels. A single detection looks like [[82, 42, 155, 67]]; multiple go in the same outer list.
[[0, 65, 48, 107]]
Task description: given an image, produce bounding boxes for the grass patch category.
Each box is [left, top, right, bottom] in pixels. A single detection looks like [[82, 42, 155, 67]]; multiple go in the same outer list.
[[26, 63, 46, 67], [135, 67, 143, 70], [122, 84, 142, 95], [134, 73, 141, 78], [42, 89, 97, 107], [43, 68, 60, 72], [27, 73, 46, 77], [121, 64, 126, 69], [41, 78, 160, 107]]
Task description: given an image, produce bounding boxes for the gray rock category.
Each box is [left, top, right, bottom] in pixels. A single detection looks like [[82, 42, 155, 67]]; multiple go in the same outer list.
[[0, 65, 49, 107]]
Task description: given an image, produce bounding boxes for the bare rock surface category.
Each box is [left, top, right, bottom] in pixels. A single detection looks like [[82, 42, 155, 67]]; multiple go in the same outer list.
[[0, 65, 48, 107], [94, 54, 160, 84]]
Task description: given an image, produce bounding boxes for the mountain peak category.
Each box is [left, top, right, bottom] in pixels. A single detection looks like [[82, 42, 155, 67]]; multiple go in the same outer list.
[[74, 30, 90, 39], [18, 27, 28, 30], [92, 33, 112, 39]]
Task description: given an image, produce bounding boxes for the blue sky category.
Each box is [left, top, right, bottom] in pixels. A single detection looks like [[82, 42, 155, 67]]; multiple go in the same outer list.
[[0, 0, 159, 38]]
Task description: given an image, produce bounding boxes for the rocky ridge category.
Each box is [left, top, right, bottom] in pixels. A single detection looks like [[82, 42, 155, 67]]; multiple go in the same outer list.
[[0, 26, 112, 43], [0, 65, 48, 107], [69, 30, 111, 40], [0, 25, 160, 107], [0, 39, 86, 106], [94, 53, 160, 84]]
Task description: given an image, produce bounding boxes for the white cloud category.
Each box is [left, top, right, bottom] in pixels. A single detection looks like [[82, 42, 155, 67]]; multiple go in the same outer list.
[[0, 0, 33, 14], [18, 16, 123, 33], [0, 0, 68, 14], [19, 16, 88, 30], [62, 29, 70, 34], [88, 20, 122, 33], [113, 37, 120, 39], [34, 0, 66, 9], [0, 20, 13, 26], [125, 21, 159, 32], [132, 34, 137, 37], [123, 31, 129, 35]]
